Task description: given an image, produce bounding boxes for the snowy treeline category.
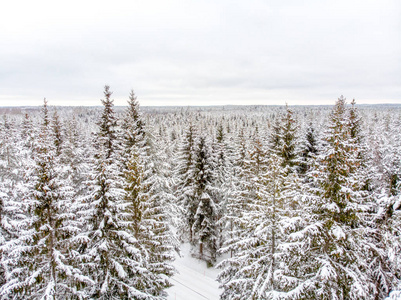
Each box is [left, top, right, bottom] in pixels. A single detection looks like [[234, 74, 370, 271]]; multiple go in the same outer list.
[[0, 88, 400, 299], [0, 87, 175, 299]]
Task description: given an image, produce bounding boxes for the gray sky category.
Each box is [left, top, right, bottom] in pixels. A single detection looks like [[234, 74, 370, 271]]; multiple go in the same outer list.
[[1, 0, 400, 106]]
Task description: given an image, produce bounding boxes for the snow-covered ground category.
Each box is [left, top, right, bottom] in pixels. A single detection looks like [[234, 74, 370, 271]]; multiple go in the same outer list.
[[166, 245, 401, 300], [387, 291, 401, 300], [167, 244, 221, 300]]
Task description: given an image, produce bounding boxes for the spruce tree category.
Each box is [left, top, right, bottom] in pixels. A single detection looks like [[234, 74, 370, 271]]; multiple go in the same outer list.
[[269, 105, 299, 170], [52, 111, 63, 157], [354, 101, 400, 299], [175, 124, 197, 242], [61, 116, 90, 197], [21, 113, 35, 148], [219, 128, 250, 259], [192, 191, 218, 265], [120, 89, 175, 297], [299, 123, 318, 175], [0, 112, 35, 293], [1, 99, 89, 299], [280, 105, 298, 169], [218, 108, 302, 299], [0, 179, 21, 289], [218, 152, 288, 299], [138, 171, 176, 296], [78, 86, 153, 299], [120, 90, 147, 236], [213, 123, 232, 249], [191, 135, 217, 264], [277, 96, 374, 299]]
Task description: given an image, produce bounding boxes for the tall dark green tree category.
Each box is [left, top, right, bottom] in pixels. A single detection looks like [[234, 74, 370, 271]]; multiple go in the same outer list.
[[175, 123, 197, 242], [192, 136, 218, 264], [299, 123, 318, 175]]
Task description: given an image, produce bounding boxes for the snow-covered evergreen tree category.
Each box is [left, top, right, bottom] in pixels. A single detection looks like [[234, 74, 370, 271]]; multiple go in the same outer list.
[[78, 86, 155, 299], [218, 107, 302, 299], [120, 89, 175, 298], [0, 178, 21, 289], [213, 123, 232, 249], [0, 95, 400, 299], [0, 112, 36, 292], [299, 123, 319, 175], [52, 111, 63, 157], [175, 124, 197, 242], [277, 105, 299, 169], [61, 115, 90, 197], [276, 96, 375, 299], [1, 99, 90, 299], [191, 135, 218, 264], [364, 110, 401, 299]]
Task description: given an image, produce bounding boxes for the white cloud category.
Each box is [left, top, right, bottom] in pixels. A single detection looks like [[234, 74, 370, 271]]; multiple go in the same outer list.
[[0, 0, 400, 106]]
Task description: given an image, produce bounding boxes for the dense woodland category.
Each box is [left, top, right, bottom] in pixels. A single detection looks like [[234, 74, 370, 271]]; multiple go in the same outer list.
[[0, 86, 400, 299]]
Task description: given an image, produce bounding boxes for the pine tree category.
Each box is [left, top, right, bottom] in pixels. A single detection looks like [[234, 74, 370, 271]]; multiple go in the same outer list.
[[367, 109, 401, 299], [21, 113, 35, 148], [121, 89, 145, 148], [225, 128, 266, 249], [0, 116, 17, 176], [357, 103, 400, 299], [121, 146, 164, 298], [1, 91, 400, 299]]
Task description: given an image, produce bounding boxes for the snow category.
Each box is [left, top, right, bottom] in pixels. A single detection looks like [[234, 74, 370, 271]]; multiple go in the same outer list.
[[167, 243, 221, 300], [394, 196, 401, 211], [386, 291, 401, 300], [331, 225, 345, 240]]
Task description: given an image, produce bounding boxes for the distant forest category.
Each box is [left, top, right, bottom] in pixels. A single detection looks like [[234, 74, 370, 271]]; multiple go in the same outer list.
[[0, 87, 400, 299]]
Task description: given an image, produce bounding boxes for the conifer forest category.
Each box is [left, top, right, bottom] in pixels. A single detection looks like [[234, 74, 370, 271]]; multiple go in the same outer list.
[[0, 86, 401, 299]]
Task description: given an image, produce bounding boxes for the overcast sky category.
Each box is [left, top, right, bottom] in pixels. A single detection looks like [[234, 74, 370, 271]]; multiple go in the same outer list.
[[1, 0, 400, 106]]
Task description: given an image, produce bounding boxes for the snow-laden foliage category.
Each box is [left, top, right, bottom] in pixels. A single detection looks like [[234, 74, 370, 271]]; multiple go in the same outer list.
[[0, 93, 400, 299], [1, 100, 91, 299], [218, 107, 303, 299]]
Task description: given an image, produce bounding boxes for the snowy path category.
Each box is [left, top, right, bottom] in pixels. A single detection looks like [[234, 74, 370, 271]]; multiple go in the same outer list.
[[167, 244, 221, 300]]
